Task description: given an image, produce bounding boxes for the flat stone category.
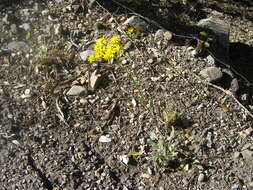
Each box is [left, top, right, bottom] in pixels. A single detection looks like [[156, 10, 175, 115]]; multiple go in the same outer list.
[[241, 149, 253, 162], [233, 151, 241, 160], [123, 16, 147, 32], [90, 70, 102, 89], [80, 50, 95, 62], [123, 41, 132, 51], [66, 85, 86, 96], [198, 173, 205, 182], [197, 17, 230, 50], [206, 55, 215, 65], [164, 31, 173, 41], [19, 23, 30, 31], [231, 184, 242, 190], [7, 41, 30, 51], [230, 78, 239, 92], [10, 24, 18, 34], [199, 66, 223, 82], [154, 29, 166, 41], [119, 155, 130, 165], [99, 135, 112, 143]]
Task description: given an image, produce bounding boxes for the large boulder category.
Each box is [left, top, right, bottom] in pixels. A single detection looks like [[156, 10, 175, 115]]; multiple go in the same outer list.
[[197, 17, 230, 51]]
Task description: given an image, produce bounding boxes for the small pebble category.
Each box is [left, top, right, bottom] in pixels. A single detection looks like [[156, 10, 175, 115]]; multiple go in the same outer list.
[[233, 152, 241, 160], [99, 136, 112, 143], [231, 184, 242, 190], [198, 173, 205, 182]]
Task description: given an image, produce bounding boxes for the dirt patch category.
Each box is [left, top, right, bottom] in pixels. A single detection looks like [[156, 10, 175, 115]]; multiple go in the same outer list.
[[1, 0, 253, 189]]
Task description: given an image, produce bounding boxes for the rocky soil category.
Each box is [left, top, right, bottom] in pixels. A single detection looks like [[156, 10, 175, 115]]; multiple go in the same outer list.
[[0, 0, 253, 190]]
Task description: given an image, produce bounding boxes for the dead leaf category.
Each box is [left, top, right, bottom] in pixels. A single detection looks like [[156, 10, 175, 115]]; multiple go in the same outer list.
[[52, 185, 61, 190], [3, 56, 10, 64], [55, 97, 69, 126], [74, 122, 81, 128], [220, 104, 229, 112], [90, 70, 102, 89], [140, 173, 151, 179], [239, 127, 253, 138], [25, 32, 31, 40], [131, 98, 137, 107], [128, 150, 144, 156], [185, 134, 194, 141], [102, 101, 118, 121], [182, 163, 190, 171], [41, 100, 47, 109], [24, 118, 34, 126]]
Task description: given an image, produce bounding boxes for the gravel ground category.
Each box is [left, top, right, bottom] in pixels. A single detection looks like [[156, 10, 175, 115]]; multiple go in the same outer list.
[[0, 0, 253, 190]]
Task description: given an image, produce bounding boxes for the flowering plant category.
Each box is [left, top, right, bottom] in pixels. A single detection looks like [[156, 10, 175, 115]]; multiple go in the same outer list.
[[88, 35, 123, 63]]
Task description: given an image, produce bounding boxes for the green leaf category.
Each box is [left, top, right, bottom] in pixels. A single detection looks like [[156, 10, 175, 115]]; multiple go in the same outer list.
[[149, 131, 158, 140], [170, 151, 178, 158], [204, 42, 210, 48], [199, 31, 207, 36], [169, 126, 175, 139]]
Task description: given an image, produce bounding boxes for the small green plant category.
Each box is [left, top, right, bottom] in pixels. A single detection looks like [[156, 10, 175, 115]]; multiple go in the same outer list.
[[88, 35, 123, 63], [198, 31, 215, 48], [149, 129, 181, 169]]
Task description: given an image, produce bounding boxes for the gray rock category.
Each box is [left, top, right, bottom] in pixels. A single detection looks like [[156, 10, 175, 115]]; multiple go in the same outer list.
[[231, 184, 242, 190], [241, 93, 250, 105], [164, 31, 173, 41], [88, 0, 96, 8], [233, 152, 241, 160], [99, 135, 112, 143], [199, 66, 223, 82], [90, 70, 102, 89], [80, 50, 95, 62], [121, 59, 128, 65], [7, 41, 30, 51], [10, 24, 18, 34], [19, 23, 30, 31], [154, 29, 166, 41], [197, 17, 230, 50], [206, 55, 215, 65], [71, 5, 81, 13], [123, 41, 132, 51], [119, 155, 130, 165], [211, 10, 224, 17], [33, 2, 41, 11], [242, 143, 253, 150], [241, 149, 253, 163], [123, 16, 147, 32], [2, 14, 9, 24], [198, 173, 205, 182], [20, 9, 31, 17], [154, 29, 172, 41], [66, 85, 86, 96], [230, 78, 239, 92]]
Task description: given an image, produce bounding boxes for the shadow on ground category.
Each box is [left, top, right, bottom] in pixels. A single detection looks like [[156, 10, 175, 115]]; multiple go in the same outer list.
[[229, 42, 253, 92]]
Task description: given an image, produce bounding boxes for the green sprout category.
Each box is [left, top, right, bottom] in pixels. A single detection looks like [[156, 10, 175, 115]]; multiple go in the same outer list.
[[88, 35, 123, 63], [149, 129, 180, 169]]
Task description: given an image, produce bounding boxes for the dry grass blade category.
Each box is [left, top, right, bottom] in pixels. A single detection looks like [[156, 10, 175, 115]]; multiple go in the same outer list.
[[55, 97, 69, 127]]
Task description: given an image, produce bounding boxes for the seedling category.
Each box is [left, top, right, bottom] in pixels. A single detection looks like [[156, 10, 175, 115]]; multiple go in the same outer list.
[[149, 128, 181, 169]]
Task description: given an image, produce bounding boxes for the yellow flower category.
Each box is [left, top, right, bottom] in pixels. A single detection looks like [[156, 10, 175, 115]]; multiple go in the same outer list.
[[127, 26, 135, 33], [88, 35, 123, 63]]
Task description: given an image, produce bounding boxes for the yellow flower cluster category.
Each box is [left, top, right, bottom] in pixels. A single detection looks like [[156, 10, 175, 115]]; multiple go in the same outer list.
[[88, 35, 123, 63]]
